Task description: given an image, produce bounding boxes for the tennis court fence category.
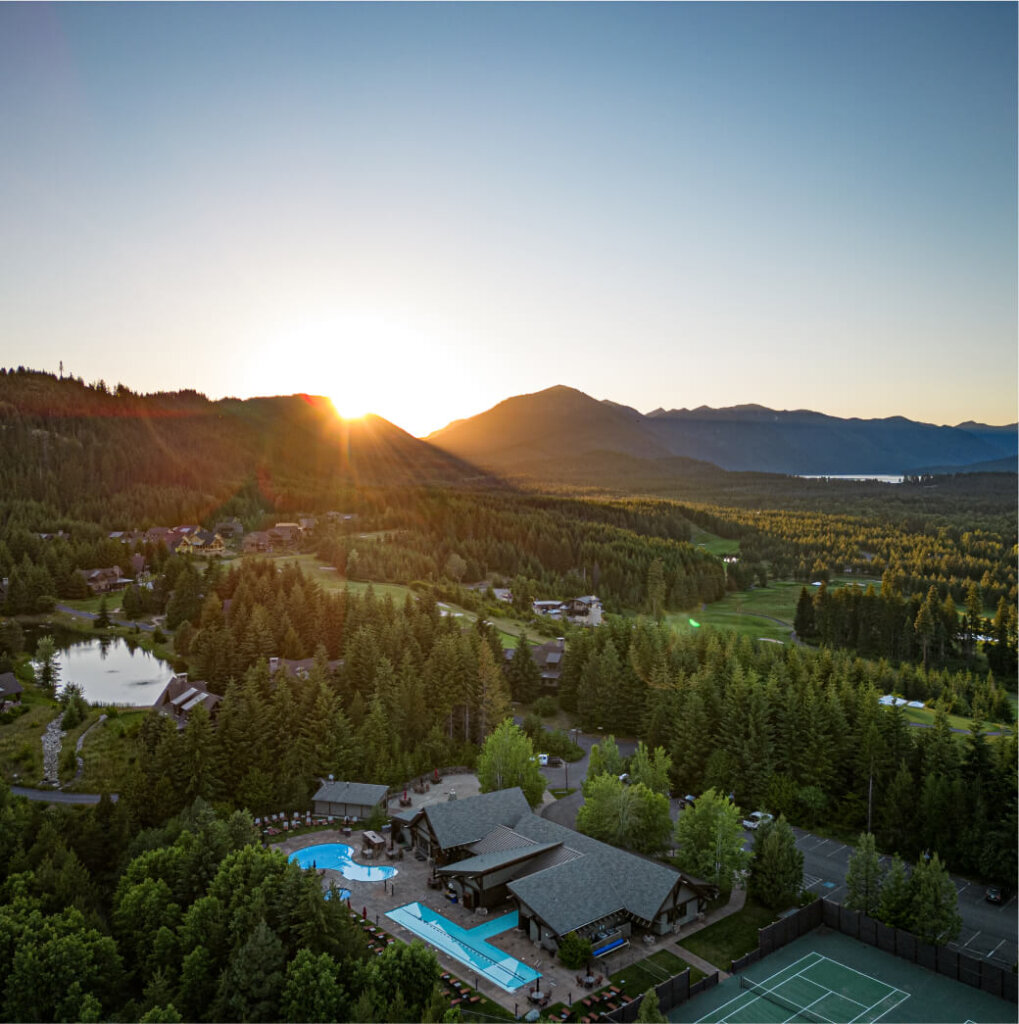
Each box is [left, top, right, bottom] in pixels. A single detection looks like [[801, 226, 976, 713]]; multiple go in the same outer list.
[[727, 899, 1017, 1004], [601, 967, 720, 1023]]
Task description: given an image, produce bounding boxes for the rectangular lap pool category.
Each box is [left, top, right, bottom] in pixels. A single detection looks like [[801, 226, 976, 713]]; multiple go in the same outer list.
[[386, 903, 541, 993]]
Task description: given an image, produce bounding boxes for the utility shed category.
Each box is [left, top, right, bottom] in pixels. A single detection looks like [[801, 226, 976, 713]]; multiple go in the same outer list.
[[312, 780, 388, 820]]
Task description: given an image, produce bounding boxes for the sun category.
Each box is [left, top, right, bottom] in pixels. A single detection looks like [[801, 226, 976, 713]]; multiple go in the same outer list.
[[328, 397, 368, 421]]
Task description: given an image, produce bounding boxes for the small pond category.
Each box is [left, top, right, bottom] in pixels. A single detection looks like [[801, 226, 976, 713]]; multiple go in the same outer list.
[[36, 635, 175, 707]]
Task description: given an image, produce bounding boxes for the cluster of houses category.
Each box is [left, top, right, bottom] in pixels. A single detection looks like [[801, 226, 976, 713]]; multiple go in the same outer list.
[[531, 595, 603, 626], [489, 588, 604, 627]]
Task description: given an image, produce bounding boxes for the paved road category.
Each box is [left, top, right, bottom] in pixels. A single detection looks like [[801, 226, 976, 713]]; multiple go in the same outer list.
[[11, 785, 118, 804], [55, 604, 156, 632], [536, 729, 636, 829], [789, 827, 1017, 970]]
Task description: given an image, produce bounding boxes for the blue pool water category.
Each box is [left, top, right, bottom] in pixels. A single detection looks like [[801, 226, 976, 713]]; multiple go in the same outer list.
[[325, 888, 351, 901], [386, 903, 540, 993], [289, 843, 397, 882]]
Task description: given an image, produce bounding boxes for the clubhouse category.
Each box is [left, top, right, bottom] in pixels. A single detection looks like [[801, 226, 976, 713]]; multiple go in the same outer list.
[[392, 788, 712, 956]]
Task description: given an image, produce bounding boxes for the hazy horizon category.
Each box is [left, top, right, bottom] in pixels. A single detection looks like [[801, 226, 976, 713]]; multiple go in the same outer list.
[[2, 3, 1015, 436]]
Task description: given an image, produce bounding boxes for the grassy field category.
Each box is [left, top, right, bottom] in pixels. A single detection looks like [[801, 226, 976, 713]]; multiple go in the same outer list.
[[664, 576, 883, 646], [61, 593, 124, 615], [0, 685, 59, 785], [689, 526, 740, 557], [899, 705, 1013, 736], [679, 900, 778, 971], [67, 709, 148, 793], [610, 947, 705, 992]]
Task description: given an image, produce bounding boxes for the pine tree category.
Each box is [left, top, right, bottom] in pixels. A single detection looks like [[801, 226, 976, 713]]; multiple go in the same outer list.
[[909, 852, 962, 945], [845, 832, 883, 916], [876, 855, 912, 929], [636, 987, 667, 1023], [747, 815, 803, 910]]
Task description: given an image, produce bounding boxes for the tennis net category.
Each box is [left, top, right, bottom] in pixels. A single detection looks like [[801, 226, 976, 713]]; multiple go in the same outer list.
[[738, 976, 832, 1023]]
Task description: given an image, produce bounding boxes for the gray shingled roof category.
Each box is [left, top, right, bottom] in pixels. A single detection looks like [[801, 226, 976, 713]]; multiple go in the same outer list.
[[426, 788, 693, 938], [423, 788, 531, 849], [436, 842, 561, 877], [0, 672, 23, 697], [313, 780, 388, 807]]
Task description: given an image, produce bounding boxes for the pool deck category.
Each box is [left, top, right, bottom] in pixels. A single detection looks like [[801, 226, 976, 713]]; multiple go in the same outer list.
[[276, 820, 724, 1015]]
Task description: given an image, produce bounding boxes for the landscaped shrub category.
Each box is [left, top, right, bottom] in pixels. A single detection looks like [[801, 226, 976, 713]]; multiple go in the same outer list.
[[532, 696, 557, 717], [557, 931, 592, 970]]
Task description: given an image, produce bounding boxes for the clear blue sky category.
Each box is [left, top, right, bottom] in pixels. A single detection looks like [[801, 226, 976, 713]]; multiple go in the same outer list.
[[1, 2, 1015, 434]]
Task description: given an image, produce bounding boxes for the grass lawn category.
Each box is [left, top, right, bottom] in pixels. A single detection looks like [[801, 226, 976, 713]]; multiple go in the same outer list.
[[610, 947, 705, 995], [0, 686, 59, 785], [664, 577, 883, 646], [690, 527, 740, 558], [899, 704, 1013, 736], [61, 593, 124, 615], [679, 900, 777, 971], [65, 709, 148, 793]]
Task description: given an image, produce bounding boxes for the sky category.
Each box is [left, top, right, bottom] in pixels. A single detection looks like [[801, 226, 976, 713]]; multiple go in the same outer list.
[[1, 2, 1015, 436]]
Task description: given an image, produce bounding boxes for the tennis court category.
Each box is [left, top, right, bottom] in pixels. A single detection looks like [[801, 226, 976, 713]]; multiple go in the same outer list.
[[668, 929, 1016, 1024], [694, 952, 907, 1023]]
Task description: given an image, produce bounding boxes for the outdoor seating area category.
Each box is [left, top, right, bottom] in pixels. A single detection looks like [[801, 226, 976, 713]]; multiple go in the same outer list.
[[575, 983, 624, 1016], [439, 972, 483, 1009], [255, 812, 343, 836]]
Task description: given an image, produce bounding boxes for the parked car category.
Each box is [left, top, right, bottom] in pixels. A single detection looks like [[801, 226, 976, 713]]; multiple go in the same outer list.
[[537, 753, 549, 767], [985, 885, 1004, 905], [742, 811, 774, 830], [547, 756, 563, 767], [680, 794, 697, 808], [618, 773, 631, 784]]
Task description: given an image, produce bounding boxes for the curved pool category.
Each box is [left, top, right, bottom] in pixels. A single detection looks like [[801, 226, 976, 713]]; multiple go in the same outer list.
[[289, 843, 397, 882]]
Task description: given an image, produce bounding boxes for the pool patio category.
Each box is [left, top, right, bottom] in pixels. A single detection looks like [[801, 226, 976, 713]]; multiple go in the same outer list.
[[277, 822, 715, 1015]]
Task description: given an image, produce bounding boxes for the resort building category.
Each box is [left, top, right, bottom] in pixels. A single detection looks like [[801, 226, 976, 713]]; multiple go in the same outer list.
[[392, 788, 711, 956], [312, 779, 389, 820]]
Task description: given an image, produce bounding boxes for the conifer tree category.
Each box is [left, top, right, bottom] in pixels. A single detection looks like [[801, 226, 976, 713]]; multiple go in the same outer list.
[[845, 832, 883, 916]]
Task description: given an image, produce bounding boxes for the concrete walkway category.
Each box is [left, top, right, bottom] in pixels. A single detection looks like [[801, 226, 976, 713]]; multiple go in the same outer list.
[[673, 887, 747, 981]]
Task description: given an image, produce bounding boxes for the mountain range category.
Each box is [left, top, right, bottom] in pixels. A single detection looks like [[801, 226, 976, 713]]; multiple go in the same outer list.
[[428, 386, 1018, 477]]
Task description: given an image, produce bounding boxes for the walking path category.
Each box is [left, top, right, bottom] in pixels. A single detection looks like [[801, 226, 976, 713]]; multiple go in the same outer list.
[[674, 887, 746, 981]]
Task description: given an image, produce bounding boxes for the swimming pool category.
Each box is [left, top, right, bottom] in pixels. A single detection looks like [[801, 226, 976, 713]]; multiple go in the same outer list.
[[288, 843, 397, 882], [386, 903, 540, 993]]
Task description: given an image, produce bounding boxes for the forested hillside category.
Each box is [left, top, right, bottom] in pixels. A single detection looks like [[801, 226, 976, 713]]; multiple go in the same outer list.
[[0, 369, 480, 526]]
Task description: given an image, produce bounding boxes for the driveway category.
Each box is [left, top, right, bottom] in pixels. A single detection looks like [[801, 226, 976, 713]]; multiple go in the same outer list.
[[536, 729, 636, 829]]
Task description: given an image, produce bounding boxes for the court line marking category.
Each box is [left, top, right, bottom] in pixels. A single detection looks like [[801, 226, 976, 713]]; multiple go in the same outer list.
[[695, 952, 911, 1024], [815, 954, 909, 1000], [692, 953, 826, 1022]]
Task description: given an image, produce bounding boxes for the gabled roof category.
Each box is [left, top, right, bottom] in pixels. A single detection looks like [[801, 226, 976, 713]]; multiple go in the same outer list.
[[421, 787, 691, 939], [422, 787, 532, 850], [313, 780, 388, 807], [436, 841, 561, 877], [0, 672, 23, 697]]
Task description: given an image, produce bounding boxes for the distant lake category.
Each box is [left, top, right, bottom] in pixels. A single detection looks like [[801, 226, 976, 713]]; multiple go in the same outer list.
[[799, 474, 904, 484], [48, 637, 174, 707]]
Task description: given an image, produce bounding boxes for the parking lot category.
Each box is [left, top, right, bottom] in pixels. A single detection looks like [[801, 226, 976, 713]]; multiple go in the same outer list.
[[790, 827, 1018, 970]]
